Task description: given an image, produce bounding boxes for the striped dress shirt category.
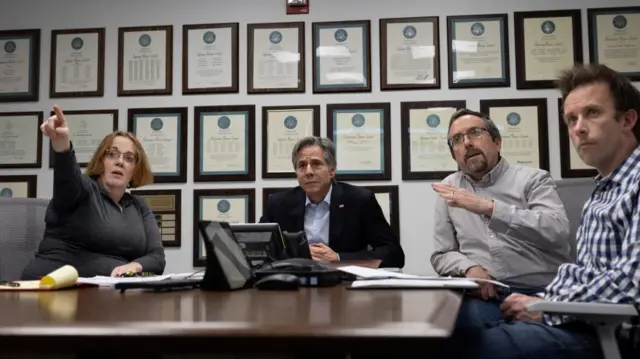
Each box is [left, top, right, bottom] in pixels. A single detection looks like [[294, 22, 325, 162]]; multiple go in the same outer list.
[[543, 145, 640, 326]]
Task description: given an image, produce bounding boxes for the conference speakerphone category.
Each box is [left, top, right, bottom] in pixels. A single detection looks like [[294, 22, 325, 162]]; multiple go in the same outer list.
[[253, 258, 343, 287]]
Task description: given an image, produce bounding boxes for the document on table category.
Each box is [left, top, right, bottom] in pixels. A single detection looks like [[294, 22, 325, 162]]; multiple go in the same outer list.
[[337, 265, 509, 289], [349, 278, 479, 289], [77, 271, 204, 287]]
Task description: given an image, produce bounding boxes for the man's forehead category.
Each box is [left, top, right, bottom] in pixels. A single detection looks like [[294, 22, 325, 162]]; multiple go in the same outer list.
[[297, 155, 324, 162], [450, 115, 484, 133], [564, 83, 611, 112]]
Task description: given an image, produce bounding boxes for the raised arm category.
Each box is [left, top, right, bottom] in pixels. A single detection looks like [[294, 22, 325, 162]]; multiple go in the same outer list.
[[430, 195, 478, 276], [487, 171, 571, 252], [132, 197, 166, 274], [44, 105, 93, 209]]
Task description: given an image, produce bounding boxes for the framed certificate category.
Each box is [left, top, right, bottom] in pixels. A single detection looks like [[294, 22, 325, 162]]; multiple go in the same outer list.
[[479, 98, 550, 172], [557, 98, 598, 178], [312, 20, 371, 93], [587, 6, 640, 81], [363, 185, 400, 239], [446, 14, 510, 88], [261, 105, 320, 179], [326, 102, 391, 181], [514, 9, 583, 89], [127, 107, 188, 183], [247, 21, 305, 94], [192, 188, 255, 267], [0, 111, 43, 169], [48, 109, 118, 168], [194, 105, 256, 182], [0, 29, 40, 103], [0, 175, 37, 198], [262, 187, 291, 217], [380, 16, 440, 90], [182, 22, 239, 94], [50, 28, 105, 98], [130, 189, 182, 247], [118, 25, 173, 96], [400, 101, 466, 180]]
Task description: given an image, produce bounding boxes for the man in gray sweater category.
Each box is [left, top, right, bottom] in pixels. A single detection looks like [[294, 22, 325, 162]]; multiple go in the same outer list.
[[430, 108, 572, 329]]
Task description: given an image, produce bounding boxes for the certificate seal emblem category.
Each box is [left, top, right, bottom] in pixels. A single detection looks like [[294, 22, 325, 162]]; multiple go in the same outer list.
[[0, 188, 13, 198], [541, 20, 555, 34], [426, 114, 440, 128], [613, 15, 627, 30], [203, 31, 216, 44], [3, 41, 16, 54], [139, 34, 152, 47], [506, 112, 521, 126], [71, 37, 84, 50], [150, 118, 164, 131], [470, 23, 485, 36], [269, 31, 282, 44], [334, 29, 348, 43], [217, 199, 231, 213], [284, 116, 298, 129], [403, 25, 417, 39], [351, 114, 365, 127], [218, 116, 231, 130]]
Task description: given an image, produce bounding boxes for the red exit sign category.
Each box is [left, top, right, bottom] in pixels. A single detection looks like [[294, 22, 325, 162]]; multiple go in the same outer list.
[[286, 0, 309, 15]]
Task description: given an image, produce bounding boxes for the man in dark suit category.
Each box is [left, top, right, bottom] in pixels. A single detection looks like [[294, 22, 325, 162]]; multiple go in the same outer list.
[[260, 136, 404, 268]]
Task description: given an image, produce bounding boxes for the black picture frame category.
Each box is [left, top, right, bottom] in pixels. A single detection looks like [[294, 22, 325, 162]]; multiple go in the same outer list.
[[127, 107, 188, 184], [192, 188, 256, 267], [479, 98, 550, 172], [193, 105, 256, 183]]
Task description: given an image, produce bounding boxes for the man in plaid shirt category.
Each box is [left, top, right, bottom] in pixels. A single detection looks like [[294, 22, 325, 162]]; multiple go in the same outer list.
[[434, 64, 640, 359]]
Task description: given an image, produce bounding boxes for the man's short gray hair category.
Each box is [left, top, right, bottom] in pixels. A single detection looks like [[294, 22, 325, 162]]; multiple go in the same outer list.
[[291, 136, 337, 169]]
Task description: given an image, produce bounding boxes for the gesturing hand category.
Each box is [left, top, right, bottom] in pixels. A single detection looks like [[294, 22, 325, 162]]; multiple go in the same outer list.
[[41, 105, 70, 152], [432, 183, 494, 216]]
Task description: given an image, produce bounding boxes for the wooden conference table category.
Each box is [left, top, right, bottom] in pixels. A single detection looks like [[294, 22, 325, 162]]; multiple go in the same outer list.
[[0, 264, 463, 358]]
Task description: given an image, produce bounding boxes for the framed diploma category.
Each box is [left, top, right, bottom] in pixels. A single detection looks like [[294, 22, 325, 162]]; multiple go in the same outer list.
[[0, 29, 40, 103], [312, 20, 371, 93], [326, 102, 391, 181], [400, 101, 466, 180], [363, 185, 400, 238], [514, 9, 583, 89], [0, 175, 37, 198], [0, 111, 43, 169], [49, 28, 105, 98], [479, 98, 550, 171], [247, 21, 305, 94], [127, 107, 188, 184], [446, 14, 510, 89], [194, 105, 256, 182], [118, 25, 173, 96], [587, 6, 640, 81], [262, 187, 291, 216], [380, 16, 440, 90], [192, 188, 256, 267], [130, 189, 182, 247], [557, 98, 598, 178], [48, 109, 118, 168], [261, 105, 320, 179], [182, 22, 239, 95]]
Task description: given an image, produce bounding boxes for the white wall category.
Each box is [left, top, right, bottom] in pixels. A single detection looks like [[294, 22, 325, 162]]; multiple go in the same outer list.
[[1, 0, 638, 275]]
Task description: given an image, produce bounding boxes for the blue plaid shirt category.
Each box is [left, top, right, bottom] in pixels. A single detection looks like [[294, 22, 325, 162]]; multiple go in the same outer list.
[[543, 145, 640, 326]]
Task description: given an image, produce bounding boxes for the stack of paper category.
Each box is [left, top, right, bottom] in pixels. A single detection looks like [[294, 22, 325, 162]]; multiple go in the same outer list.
[[337, 265, 508, 290]]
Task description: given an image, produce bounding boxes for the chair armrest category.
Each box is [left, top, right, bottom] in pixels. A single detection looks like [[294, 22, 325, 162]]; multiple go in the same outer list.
[[525, 301, 638, 317]]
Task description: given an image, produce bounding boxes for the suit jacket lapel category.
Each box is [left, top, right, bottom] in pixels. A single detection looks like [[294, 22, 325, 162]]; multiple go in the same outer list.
[[288, 188, 306, 231], [329, 183, 345, 247]]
